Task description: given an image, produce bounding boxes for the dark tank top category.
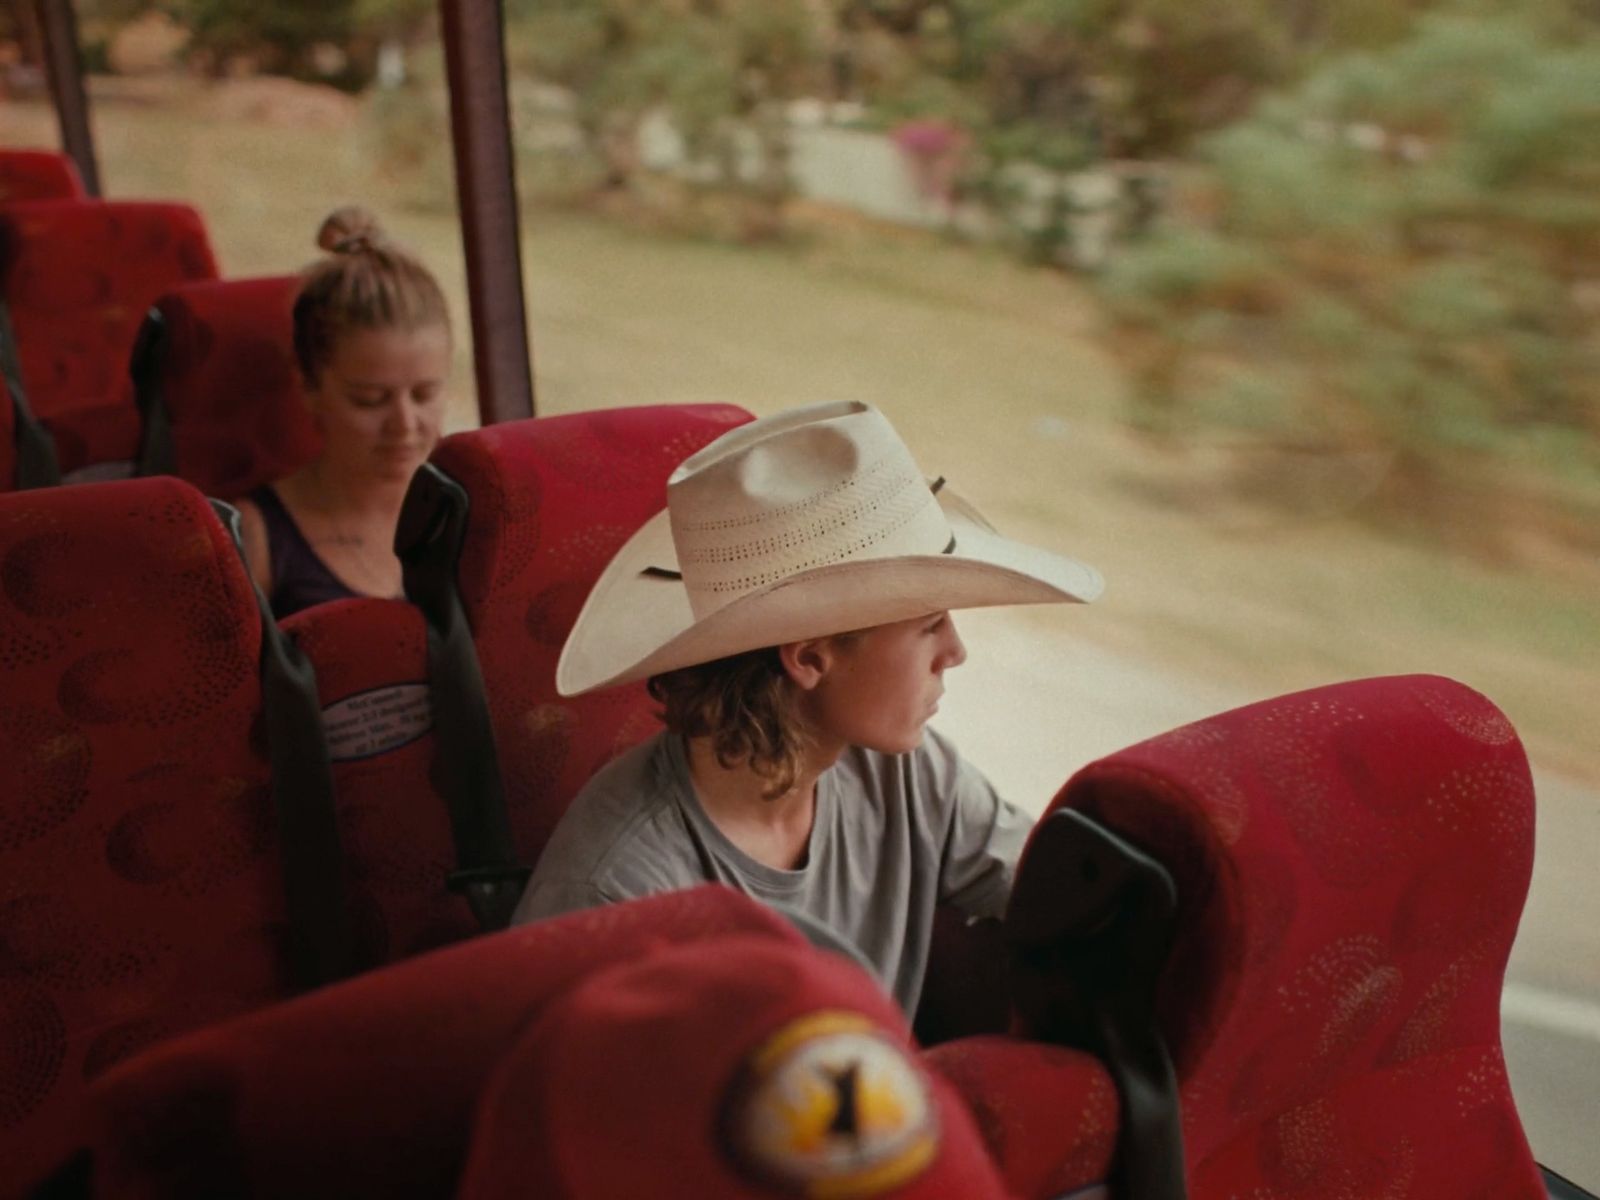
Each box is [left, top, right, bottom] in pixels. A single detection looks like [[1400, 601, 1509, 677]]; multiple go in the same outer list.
[[247, 486, 359, 618]]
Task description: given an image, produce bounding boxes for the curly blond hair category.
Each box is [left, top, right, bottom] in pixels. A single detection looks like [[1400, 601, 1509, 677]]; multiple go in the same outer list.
[[648, 648, 817, 801]]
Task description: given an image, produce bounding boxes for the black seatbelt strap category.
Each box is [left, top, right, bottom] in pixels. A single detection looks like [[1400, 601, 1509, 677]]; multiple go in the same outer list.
[[131, 306, 178, 478], [0, 297, 61, 489], [1006, 808, 1188, 1200], [395, 463, 527, 931], [212, 499, 358, 991]]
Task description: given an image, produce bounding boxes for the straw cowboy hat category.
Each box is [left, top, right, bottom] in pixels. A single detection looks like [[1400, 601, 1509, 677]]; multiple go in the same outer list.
[[556, 400, 1103, 696]]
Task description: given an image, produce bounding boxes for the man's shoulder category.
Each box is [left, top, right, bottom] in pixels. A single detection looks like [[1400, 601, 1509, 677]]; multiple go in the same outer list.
[[531, 733, 694, 888]]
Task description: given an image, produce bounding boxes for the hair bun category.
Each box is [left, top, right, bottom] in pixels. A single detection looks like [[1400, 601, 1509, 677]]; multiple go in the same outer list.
[[317, 205, 386, 255]]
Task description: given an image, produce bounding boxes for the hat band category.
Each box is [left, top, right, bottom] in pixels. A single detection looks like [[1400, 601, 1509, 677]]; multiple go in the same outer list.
[[641, 532, 957, 582]]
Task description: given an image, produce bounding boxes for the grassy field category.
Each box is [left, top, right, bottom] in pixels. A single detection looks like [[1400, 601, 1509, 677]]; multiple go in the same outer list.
[[5, 81, 1597, 781]]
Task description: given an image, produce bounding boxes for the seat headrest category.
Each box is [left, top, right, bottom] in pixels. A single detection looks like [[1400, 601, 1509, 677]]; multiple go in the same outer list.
[[424, 404, 752, 862], [1039, 673, 1535, 1166], [0, 199, 216, 294], [151, 275, 321, 497], [0, 200, 218, 412], [0, 149, 86, 203], [457, 933, 1016, 1199]]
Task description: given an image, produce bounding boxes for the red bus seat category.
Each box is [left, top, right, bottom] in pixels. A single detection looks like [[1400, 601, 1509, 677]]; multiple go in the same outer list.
[[424, 404, 752, 873], [453, 929, 1023, 1199], [1015, 673, 1544, 1200], [136, 275, 321, 499], [279, 596, 478, 961], [0, 475, 364, 1194], [0, 200, 218, 487], [80, 889, 808, 1197], [923, 1035, 1119, 1199], [0, 476, 406, 1196], [76, 887, 1110, 1199], [0, 150, 86, 204]]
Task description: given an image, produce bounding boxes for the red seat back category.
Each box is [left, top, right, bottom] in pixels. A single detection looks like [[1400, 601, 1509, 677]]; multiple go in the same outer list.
[[456, 931, 1017, 1200], [923, 1036, 1117, 1199], [81, 889, 808, 1199], [1041, 674, 1543, 1199], [150, 275, 321, 498], [428, 404, 752, 865], [280, 597, 477, 961], [0, 477, 288, 1192], [79, 889, 1054, 1200], [0, 200, 218, 477], [0, 150, 86, 204]]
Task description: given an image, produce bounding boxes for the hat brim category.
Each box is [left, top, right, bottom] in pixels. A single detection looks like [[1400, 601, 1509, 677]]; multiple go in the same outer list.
[[556, 488, 1103, 696]]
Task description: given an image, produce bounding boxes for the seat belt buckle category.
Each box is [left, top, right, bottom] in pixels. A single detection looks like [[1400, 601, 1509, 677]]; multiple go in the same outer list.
[[447, 864, 533, 932]]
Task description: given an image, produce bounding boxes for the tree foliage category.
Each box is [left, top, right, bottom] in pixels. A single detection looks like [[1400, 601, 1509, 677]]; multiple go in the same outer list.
[[175, 0, 358, 77], [69, 0, 436, 84], [504, 0, 820, 232], [1101, 12, 1600, 520]]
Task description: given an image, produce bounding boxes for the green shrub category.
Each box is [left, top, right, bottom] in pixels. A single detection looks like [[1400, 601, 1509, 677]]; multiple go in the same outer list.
[[1098, 12, 1600, 529]]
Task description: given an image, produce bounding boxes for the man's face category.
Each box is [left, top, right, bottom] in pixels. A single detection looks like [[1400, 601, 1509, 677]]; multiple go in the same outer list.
[[803, 611, 968, 755]]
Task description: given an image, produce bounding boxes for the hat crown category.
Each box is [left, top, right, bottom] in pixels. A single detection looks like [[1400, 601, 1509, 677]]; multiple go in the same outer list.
[[666, 402, 952, 620]]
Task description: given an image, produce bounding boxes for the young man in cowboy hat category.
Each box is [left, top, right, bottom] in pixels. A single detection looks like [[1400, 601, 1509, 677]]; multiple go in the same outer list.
[[513, 401, 1102, 1014]]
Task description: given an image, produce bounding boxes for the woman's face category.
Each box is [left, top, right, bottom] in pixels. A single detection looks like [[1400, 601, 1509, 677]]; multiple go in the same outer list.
[[802, 611, 968, 755], [306, 323, 450, 487]]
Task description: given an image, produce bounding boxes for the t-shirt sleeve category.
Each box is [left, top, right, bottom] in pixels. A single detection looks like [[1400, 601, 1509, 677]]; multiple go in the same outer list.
[[926, 730, 1035, 919], [512, 844, 691, 926], [508, 737, 697, 927]]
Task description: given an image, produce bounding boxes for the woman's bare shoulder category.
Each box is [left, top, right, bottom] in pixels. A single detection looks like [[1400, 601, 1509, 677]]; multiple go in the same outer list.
[[231, 492, 272, 587]]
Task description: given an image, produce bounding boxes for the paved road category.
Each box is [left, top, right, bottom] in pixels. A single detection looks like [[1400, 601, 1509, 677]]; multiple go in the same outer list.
[[933, 606, 1600, 1189]]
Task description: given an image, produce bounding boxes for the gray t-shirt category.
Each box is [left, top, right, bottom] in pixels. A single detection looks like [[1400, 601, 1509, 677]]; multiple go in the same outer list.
[[511, 727, 1032, 1014]]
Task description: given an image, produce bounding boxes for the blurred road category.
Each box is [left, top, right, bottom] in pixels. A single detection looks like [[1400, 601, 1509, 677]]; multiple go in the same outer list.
[[933, 606, 1600, 1189]]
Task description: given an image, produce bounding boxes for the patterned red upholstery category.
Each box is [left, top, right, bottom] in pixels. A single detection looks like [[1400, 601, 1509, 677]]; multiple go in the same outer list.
[[0, 150, 86, 204], [0, 477, 283, 1193], [0, 200, 218, 479], [83, 888, 810, 1199], [279, 597, 476, 961], [924, 1036, 1117, 1199], [151, 275, 321, 499], [428, 404, 753, 866], [1038, 673, 1543, 1200], [78, 889, 1044, 1199]]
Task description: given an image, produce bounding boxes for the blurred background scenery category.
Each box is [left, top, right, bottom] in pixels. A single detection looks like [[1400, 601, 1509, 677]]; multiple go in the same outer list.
[[2, 0, 1597, 1184]]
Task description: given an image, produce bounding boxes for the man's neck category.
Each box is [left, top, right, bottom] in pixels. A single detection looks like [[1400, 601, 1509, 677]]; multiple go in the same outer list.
[[684, 736, 842, 870]]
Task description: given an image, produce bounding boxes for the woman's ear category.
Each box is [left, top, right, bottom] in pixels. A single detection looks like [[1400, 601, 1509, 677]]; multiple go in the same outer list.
[[778, 638, 832, 691], [301, 375, 328, 433]]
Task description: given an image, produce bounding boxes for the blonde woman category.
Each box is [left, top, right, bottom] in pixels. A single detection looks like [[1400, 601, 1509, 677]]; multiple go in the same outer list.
[[515, 401, 1103, 1014], [237, 206, 451, 616]]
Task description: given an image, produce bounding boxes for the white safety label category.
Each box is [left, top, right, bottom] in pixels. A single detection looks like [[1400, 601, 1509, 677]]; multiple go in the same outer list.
[[321, 683, 434, 762]]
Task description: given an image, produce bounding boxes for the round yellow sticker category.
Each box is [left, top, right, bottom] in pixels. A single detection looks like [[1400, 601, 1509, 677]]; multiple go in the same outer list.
[[721, 1011, 940, 1198]]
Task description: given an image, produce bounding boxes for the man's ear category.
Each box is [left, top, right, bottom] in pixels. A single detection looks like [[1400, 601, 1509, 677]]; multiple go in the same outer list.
[[778, 638, 833, 691]]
